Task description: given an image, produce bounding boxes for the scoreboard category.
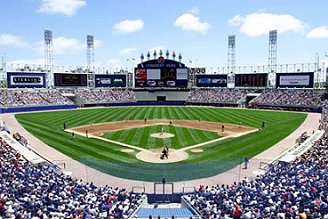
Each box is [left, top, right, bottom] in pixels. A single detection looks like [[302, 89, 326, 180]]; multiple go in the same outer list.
[[276, 72, 314, 88], [7, 72, 46, 88], [54, 73, 87, 86], [196, 74, 228, 87], [235, 73, 267, 87], [95, 74, 127, 87], [134, 57, 189, 88], [135, 68, 188, 88]]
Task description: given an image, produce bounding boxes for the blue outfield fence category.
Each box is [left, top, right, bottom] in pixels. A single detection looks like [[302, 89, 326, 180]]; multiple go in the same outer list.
[[0, 104, 78, 113]]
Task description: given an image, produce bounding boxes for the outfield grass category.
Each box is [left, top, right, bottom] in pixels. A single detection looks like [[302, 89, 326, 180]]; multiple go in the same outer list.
[[15, 106, 307, 182], [102, 125, 221, 150]]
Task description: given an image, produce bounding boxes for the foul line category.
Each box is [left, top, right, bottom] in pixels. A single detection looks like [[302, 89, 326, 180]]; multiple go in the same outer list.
[[65, 128, 259, 154]]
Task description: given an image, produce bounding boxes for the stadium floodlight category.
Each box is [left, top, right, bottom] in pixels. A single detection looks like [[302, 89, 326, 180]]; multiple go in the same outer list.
[[44, 30, 53, 44], [86, 35, 95, 71], [87, 35, 94, 46], [268, 30, 278, 88], [228, 35, 235, 47], [86, 35, 95, 88], [44, 30, 53, 87], [227, 35, 236, 87]]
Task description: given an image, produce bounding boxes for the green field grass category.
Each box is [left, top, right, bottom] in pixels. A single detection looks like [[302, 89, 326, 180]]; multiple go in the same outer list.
[[102, 125, 221, 149], [15, 106, 307, 182]]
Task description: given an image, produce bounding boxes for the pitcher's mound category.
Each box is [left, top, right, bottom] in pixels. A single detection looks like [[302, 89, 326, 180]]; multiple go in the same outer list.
[[150, 133, 175, 139], [136, 149, 188, 163]]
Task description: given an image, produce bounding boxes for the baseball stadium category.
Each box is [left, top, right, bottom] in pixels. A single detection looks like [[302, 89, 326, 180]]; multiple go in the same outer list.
[[1, 1, 328, 219]]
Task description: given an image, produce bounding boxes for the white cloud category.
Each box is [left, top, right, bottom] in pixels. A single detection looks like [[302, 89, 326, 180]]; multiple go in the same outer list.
[[174, 13, 211, 34], [0, 34, 30, 48], [34, 37, 102, 56], [228, 12, 306, 36], [113, 19, 144, 33], [53, 37, 85, 55], [307, 26, 328, 39], [38, 0, 86, 16], [119, 47, 138, 55]]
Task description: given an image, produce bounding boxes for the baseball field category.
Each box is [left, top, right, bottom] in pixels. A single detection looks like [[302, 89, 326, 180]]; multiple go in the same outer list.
[[15, 106, 307, 182]]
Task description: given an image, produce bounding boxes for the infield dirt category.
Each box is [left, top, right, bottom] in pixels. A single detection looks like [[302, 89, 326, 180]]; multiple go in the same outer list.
[[69, 120, 257, 163], [70, 119, 254, 137]]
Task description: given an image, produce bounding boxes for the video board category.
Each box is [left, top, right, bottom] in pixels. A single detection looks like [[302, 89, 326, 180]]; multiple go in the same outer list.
[[235, 73, 267, 87], [7, 72, 46, 88], [196, 75, 228, 87], [134, 68, 188, 88], [95, 74, 126, 87], [54, 73, 87, 87], [276, 72, 314, 88]]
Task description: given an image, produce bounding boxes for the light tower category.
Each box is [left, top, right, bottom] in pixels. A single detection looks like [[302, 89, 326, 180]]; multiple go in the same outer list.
[[87, 35, 95, 88], [1, 55, 6, 80], [227, 35, 236, 87], [44, 30, 53, 87], [87, 35, 95, 72], [268, 30, 277, 87], [1, 55, 7, 106]]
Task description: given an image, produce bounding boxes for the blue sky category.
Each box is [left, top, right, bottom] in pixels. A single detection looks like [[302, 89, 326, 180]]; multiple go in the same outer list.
[[0, 0, 327, 71]]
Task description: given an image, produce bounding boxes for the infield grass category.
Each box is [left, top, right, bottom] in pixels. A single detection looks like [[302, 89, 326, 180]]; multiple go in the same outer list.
[[15, 106, 307, 182], [102, 125, 221, 149]]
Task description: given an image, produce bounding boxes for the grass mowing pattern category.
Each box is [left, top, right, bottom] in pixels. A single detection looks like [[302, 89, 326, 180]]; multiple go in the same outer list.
[[15, 107, 307, 182], [102, 125, 221, 150]]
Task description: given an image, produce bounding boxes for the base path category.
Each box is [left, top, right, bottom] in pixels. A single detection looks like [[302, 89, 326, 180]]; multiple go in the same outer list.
[[69, 119, 257, 163], [0, 111, 320, 193]]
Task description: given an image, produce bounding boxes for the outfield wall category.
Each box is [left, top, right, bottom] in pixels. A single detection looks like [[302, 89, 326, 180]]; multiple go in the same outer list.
[[1, 102, 322, 113], [0, 104, 78, 113], [248, 104, 322, 113]]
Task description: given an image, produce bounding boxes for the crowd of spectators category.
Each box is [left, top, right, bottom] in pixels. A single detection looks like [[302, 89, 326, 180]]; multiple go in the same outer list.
[[0, 89, 137, 107], [0, 90, 73, 107], [250, 89, 326, 107], [184, 111, 328, 219], [186, 89, 248, 104], [186, 88, 328, 108], [0, 134, 144, 218], [74, 89, 137, 104], [38, 90, 73, 105]]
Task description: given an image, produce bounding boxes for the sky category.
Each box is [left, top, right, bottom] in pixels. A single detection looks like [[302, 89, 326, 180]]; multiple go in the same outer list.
[[0, 0, 328, 71]]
